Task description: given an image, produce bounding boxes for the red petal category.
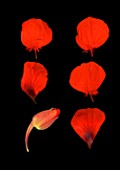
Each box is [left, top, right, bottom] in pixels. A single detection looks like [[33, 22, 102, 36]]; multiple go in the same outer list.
[[71, 108, 106, 148], [21, 61, 48, 102], [69, 62, 106, 101], [21, 18, 52, 52], [76, 16, 109, 56]]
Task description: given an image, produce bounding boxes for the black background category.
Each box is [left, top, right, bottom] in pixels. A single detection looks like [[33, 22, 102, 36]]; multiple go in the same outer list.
[[15, 14, 113, 167]]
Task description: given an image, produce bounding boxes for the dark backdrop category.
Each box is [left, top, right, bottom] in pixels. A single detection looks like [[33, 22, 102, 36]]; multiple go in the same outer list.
[[15, 14, 113, 167]]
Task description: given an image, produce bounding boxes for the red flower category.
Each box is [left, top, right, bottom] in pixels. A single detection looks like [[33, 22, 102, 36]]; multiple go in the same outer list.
[[21, 18, 52, 59], [76, 16, 109, 56], [69, 62, 106, 102], [71, 108, 106, 149], [25, 108, 60, 152], [21, 61, 48, 103]]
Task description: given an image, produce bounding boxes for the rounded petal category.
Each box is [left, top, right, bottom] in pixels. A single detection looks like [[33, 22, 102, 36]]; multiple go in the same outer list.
[[76, 16, 109, 56], [69, 61, 106, 101], [21, 18, 52, 51]]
